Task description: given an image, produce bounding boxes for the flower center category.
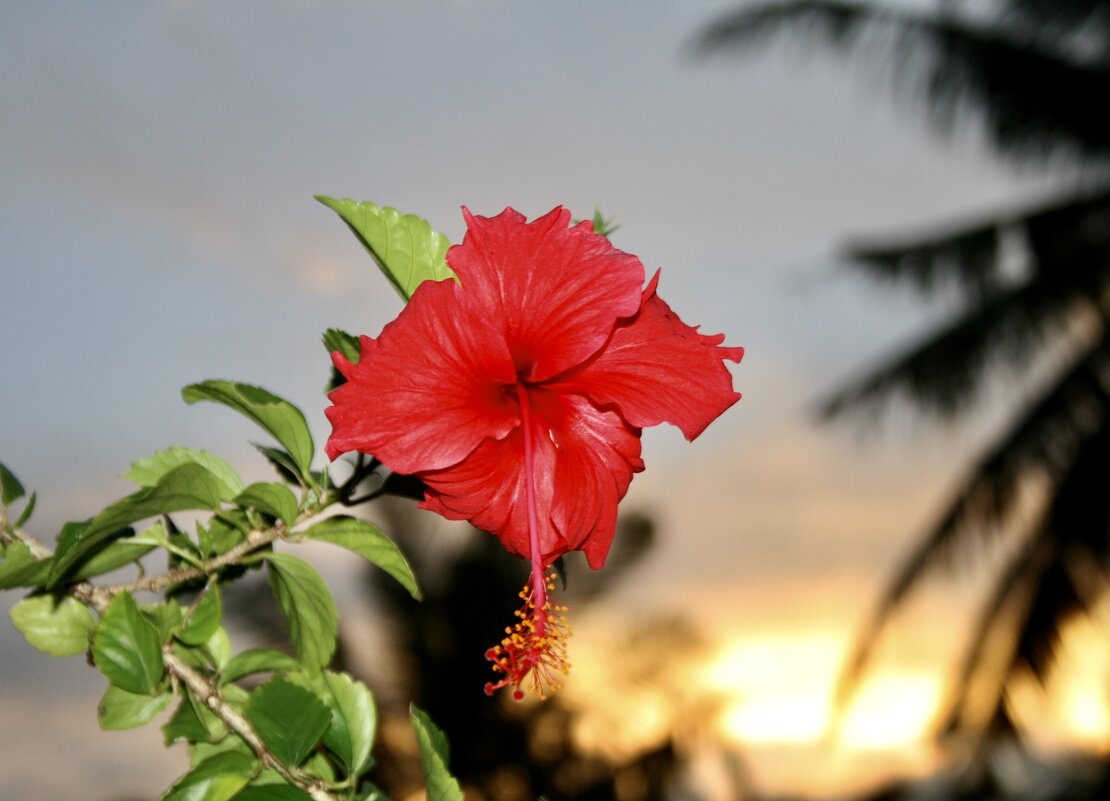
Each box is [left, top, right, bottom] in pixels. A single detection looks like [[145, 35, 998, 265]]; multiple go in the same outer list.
[[483, 383, 571, 700]]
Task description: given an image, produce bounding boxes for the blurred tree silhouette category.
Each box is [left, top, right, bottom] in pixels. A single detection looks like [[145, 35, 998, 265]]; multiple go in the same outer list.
[[697, 0, 1110, 781], [355, 500, 733, 801]]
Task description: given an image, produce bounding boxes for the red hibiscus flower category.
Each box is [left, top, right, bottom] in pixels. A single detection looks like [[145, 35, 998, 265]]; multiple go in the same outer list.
[[326, 206, 742, 698]]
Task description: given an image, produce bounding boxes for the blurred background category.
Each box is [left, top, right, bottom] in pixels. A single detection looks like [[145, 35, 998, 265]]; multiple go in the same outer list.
[[3, 1, 1109, 800]]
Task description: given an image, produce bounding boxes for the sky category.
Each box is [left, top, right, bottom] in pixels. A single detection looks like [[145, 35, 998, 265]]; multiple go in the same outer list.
[[0, 1, 1094, 799]]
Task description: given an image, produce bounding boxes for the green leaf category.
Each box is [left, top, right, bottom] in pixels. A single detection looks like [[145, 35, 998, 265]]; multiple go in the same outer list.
[[319, 671, 376, 776], [98, 684, 173, 730], [305, 516, 421, 600], [263, 553, 337, 672], [70, 527, 156, 581], [204, 626, 232, 671], [410, 705, 463, 801], [252, 445, 302, 487], [221, 648, 301, 685], [49, 463, 226, 584], [235, 483, 298, 528], [163, 693, 225, 744], [179, 588, 223, 646], [14, 490, 36, 527], [143, 599, 185, 641], [0, 461, 25, 505], [322, 328, 360, 363], [189, 737, 253, 768], [0, 540, 52, 589], [9, 594, 95, 657], [246, 677, 331, 767], [124, 447, 245, 501], [207, 511, 250, 555], [315, 196, 455, 300], [160, 752, 256, 801], [233, 786, 314, 801], [93, 592, 165, 694], [182, 381, 314, 483], [323, 328, 362, 392]]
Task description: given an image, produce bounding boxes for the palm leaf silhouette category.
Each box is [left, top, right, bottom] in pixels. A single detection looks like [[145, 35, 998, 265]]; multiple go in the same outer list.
[[696, 0, 1110, 766]]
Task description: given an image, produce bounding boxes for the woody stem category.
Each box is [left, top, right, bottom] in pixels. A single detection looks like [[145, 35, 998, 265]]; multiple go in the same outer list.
[[515, 383, 548, 626]]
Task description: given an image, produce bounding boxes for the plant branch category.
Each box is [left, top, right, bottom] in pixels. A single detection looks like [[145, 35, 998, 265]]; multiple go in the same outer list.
[[162, 648, 339, 801]]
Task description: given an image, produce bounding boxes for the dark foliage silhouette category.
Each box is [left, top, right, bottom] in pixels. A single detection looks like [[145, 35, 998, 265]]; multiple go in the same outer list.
[[696, 0, 1110, 777]]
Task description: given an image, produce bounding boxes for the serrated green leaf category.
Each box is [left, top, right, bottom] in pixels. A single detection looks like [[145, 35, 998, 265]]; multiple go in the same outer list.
[[221, 649, 301, 685], [49, 463, 226, 584], [246, 677, 331, 767], [410, 705, 463, 801], [316, 196, 455, 300], [143, 599, 185, 641], [0, 540, 52, 589], [189, 737, 254, 768], [93, 592, 165, 694], [124, 447, 245, 501], [98, 684, 173, 730], [320, 670, 376, 777], [263, 553, 337, 672], [163, 692, 226, 744], [179, 588, 223, 646], [0, 461, 25, 505], [233, 786, 314, 801], [160, 751, 256, 801], [9, 594, 95, 657], [305, 516, 420, 600], [182, 381, 314, 483], [235, 483, 298, 528]]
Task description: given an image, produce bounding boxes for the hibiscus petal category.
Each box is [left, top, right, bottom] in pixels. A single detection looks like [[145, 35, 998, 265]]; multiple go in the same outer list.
[[567, 271, 744, 441], [325, 277, 519, 472], [448, 207, 645, 382], [538, 392, 644, 569], [419, 389, 643, 569]]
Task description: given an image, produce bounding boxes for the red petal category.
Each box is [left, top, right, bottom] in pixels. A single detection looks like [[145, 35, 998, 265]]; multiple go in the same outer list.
[[566, 271, 744, 441], [447, 207, 645, 382], [419, 388, 643, 568], [325, 277, 518, 472]]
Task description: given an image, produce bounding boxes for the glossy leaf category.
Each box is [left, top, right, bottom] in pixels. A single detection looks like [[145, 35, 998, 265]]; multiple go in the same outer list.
[[0, 461, 25, 505], [9, 594, 95, 657], [320, 670, 376, 776], [235, 483, 298, 528], [305, 516, 421, 600], [160, 752, 256, 801], [323, 328, 362, 392], [182, 381, 314, 483], [179, 588, 223, 646], [204, 627, 232, 670], [233, 786, 314, 801], [316, 196, 455, 300], [207, 511, 250, 555], [410, 705, 463, 801], [188, 737, 253, 768], [246, 676, 331, 767], [263, 553, 337, 672], [93, 592, 165, 694], [0, 540, 52, 589], [49, 463, 226, 584], [124, 447, 245, 501], [221, 648, 301, 685], [98, 684, 173, 730]]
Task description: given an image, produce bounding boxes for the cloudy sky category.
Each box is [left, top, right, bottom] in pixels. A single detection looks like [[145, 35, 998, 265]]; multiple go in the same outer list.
[[0, 1, 1080, 798]]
